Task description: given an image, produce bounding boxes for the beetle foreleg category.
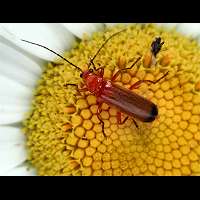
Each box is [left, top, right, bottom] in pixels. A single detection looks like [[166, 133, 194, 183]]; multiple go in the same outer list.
[[129, 71, 169, 90], [96, 67, 104, 77], [64, 84, 88, 96], [111, 57, 141, 81], [78, 87, 88, 92]]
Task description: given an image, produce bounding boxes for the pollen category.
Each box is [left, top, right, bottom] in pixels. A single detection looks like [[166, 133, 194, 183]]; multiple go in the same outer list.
[[23, 24, 200, 176]]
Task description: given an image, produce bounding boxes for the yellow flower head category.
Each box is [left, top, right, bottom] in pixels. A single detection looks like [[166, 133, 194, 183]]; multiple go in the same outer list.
[[23, 24, 200, 176]]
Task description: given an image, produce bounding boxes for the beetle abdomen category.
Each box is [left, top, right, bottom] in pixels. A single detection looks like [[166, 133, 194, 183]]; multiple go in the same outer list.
[[98, 81, 158, 122]]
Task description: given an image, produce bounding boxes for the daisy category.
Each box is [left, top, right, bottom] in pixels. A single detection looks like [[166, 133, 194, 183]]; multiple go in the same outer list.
[[0, 23, 199, 176]]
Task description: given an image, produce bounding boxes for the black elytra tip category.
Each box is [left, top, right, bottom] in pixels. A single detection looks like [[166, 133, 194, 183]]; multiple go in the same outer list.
[[144, 104, 158, 122]]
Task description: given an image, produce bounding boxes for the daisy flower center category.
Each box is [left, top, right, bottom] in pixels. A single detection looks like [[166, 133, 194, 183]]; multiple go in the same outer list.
[[22, 24, 200, 176]]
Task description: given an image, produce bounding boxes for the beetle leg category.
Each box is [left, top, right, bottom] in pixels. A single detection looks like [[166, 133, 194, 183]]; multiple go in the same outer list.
[[78, 87, 88, 92], [96, 67, 104, 77], [129, 71, 169, 90], [132, 118, 139, 129], [97, 102, 106, 137], [117, 112, 129, 124], [64, 83, 78, 87], [111, 57, 141, 81], [64, 84, 88, 96]]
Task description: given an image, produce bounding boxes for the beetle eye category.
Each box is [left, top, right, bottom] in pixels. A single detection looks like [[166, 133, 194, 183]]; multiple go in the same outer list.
[[80, 73, 83, 78]]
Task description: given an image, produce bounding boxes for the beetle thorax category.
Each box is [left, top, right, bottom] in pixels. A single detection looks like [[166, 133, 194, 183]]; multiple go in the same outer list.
[[85, 73, 104, 94]]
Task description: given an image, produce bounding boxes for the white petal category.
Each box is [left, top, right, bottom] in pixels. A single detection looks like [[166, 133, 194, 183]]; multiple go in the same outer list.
[[155, 23, 179, 29], [0, 41, 42, 88], [61, 23, 104, 39], [0, 75, 33, 125], [104, 23, 134, 27], [0, 23, 76, 61], [0, 75, 31, 97], [104, 23, 118, 27], [3, 165, 36, 176], [105, 23, 179, 30], [0, 126, 25, 148], [176, 23, 200, 38], [0, 143, 26, 174], [0, 113, 27, 125], [0, 96, 29, 112]]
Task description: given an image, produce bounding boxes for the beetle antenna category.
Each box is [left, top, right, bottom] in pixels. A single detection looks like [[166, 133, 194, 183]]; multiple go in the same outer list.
[[21, 39, 83, 73], [88, 28, 127, 68]]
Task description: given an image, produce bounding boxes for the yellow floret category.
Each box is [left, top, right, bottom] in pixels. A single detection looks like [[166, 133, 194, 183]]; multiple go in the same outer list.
[[154, 158, 163, 167], [172, 150, 182, 159], [122, 73, 131, 84], [78, 139, 89, 148], [179, 121, 188, 130], [183, 93, 193, 102], [177, 137, 187, 146], [188, 124, 198, 133], [192, 105, 200, 115], [155, 89, 164, 99], [82, 120, 93, 130], [90, 105, 98, 114], [193, 95, 200, 104], [165, 153, 173, 161], [191, 162, 200, 173], [188, 151, 198, 161], [86, 95, 97, 105], [113, 168, 122, 176], [164, 161, 172, 170], [66, 135, 78, 146], [172, 159, 181, 168], [90, 139, 101, 148], [85, 130, 95, 140], [80, 109, 92, 119], [92, 161, 102, 170], [77, 99, 88, 109], [181, 166, 191, 175], [190, 115, 200, 124], [75, 126, 85, 138], [172, 168, 181, 176], [82, 167, 92, 176], [97, 144, 107, 153], [82, 156, 93, 167], [74, 148, 85, 159], [156, 168, 165, 176], [180, 156, 190, 165], [93, 170, 103, 176], [173, 96, 183, 106], [71, 115, 83, 127], [102, 161, 111, 170], [181, 111, 191, 121], [85, 146, 96, 156]]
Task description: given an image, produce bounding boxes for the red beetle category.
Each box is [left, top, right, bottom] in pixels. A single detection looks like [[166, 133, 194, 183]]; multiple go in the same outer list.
[[22, 29, 168, 135]]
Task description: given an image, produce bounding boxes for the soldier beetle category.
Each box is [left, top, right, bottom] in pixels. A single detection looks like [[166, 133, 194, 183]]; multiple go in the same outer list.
[[21, 28, 168, 136]]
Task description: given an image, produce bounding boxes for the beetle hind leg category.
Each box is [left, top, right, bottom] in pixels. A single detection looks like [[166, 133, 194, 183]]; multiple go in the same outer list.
[[132, 118, 139, 129], [129, 71, 169, 90], [97, 102, 106, 137], [117, 112, 129, 124]]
